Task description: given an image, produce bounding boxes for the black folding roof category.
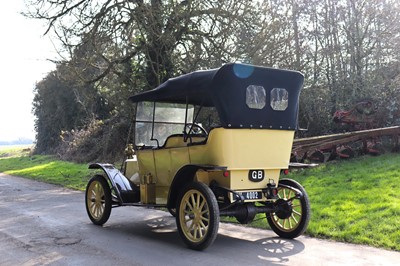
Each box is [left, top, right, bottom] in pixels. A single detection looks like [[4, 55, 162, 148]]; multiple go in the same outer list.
[[129, 63, 304, 130], [129, 68, 218, 106]]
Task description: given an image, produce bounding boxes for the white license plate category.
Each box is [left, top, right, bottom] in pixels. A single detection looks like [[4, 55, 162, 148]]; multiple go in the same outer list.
[[238, 191, 262, 200]]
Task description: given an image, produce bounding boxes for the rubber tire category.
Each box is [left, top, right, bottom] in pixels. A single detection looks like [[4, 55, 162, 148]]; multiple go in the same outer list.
[[176, 182, 219, 250], [85, 175, 112, 225], [266, 178, 310, 239]]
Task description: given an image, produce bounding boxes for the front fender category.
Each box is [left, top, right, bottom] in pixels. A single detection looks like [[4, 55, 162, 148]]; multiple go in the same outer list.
[[89, 163, 137, 204]]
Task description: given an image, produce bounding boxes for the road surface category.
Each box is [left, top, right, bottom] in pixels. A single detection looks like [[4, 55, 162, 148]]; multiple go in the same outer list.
[[0, 173, 399, 265]]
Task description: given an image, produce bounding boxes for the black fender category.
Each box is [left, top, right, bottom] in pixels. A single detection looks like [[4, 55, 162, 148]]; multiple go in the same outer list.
[[167, 164, 226, 210], [89, 163, 139, 204]]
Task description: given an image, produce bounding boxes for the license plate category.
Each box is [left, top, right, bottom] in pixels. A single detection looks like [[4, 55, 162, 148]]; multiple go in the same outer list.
[[238, 191, 262, 200]]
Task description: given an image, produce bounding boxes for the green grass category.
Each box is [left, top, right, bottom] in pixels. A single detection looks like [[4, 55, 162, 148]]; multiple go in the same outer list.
[[248, 153, 400, 251], [0, 154, 94, 190], [1, 147, 399, 250]]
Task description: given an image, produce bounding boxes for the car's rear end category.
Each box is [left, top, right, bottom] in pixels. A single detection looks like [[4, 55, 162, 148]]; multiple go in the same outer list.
[[189, 127, 294, 200]]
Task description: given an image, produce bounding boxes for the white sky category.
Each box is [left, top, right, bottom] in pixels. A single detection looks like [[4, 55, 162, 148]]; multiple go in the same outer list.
[[0, 1, 56, 142]]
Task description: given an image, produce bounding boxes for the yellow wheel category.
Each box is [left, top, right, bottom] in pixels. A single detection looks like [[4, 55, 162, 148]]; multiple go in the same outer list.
[[267, 178, 310, 238], [85, 175, 112, 225], [176, 182, 219, 250]]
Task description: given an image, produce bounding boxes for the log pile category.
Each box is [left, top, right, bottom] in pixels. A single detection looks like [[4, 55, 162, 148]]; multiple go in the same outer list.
[[291, 126, 400, 163]]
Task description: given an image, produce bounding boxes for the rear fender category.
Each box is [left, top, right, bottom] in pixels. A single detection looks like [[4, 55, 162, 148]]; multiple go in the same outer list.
[[89, 163, 135, 204], [167, 164, 226, 210]]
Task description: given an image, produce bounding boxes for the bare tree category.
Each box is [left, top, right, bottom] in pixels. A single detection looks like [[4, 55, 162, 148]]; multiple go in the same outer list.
[[24, 0, 259, 89]]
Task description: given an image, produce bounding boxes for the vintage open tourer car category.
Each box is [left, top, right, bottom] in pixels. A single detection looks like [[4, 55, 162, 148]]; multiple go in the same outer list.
[[85, 62, 310, 250]]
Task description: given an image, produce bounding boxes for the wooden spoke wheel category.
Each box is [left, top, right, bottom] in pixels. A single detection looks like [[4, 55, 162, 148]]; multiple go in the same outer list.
[[85, 175, 112, 225], [267, 178, 310, 239], [176, 182, 219, 250]]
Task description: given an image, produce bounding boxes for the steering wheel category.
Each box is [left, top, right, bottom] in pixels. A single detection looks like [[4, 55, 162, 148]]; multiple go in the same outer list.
[[184, 123, 208, 142]]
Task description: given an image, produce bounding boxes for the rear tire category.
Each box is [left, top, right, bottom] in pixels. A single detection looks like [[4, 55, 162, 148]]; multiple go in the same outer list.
[[176, 182, 219, 250], [266, 178, 310, 238], [85, 175, 112, 225]]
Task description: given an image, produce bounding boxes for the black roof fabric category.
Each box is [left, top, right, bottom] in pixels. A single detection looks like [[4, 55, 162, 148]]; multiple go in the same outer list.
[[129, 68, 218, 106], [129, 63, 304, 130]]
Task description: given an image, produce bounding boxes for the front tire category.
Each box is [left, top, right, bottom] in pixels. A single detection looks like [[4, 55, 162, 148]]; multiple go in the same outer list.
[[267, 178, 310, 238], [85, 175, 112, 225], [176, 182, 219, 250]]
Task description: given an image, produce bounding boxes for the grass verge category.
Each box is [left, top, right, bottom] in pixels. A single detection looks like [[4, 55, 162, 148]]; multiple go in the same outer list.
[[0, 152, 93, 190]]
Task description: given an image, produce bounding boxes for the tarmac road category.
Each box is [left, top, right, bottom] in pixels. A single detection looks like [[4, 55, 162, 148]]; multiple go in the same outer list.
[[0, 173, 399, 266]]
